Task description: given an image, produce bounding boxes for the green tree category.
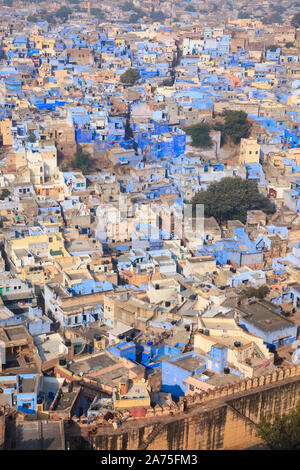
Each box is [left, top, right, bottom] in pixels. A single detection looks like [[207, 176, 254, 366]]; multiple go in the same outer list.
[[191, 177, 275, 224], [185, 5, 196, 12], [150, 10, 167, 22], [44, 14, 57, 25], [0, 188, 10, 200], [263, 13, 282, 24], [185, 123, 213, 149], [268, 45, 278, 52], [129, 13, 140, 23], [74, 150, 90, 173], [120, 68, 141, 85], [271, 5, 285, 13], [238, 11, 250, 19], [27, 15, 38, 22], [241, 285, 270, 299], [159, 78, 174, 86], [221, 110, 251, 144], [90, 8, 105, 20], [292, 12, 300, 28], [256, 401, 300, 449], [121, 1, 134, 11], [285, 42, 295, 48]]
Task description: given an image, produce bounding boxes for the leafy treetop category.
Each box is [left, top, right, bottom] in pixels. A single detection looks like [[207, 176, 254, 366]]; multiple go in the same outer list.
[[120, 68, 141, 86], [256, 401, 300, 450], [185, 123, 213, 149], [191, 177, 275, 224]]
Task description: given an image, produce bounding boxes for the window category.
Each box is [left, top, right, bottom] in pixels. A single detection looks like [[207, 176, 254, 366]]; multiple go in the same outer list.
[[22, 402, 32, 409]]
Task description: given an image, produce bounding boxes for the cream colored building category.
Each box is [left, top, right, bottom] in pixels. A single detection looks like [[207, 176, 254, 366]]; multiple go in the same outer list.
[[194, 317, 273, 379], [26, 150, 45, 185]]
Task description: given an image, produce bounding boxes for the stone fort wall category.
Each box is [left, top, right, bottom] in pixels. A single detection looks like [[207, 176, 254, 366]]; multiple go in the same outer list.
[[88, 365, 300, 450]]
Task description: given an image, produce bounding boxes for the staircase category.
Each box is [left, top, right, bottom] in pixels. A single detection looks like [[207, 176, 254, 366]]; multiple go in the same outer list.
[[182, 326, 196, 354]]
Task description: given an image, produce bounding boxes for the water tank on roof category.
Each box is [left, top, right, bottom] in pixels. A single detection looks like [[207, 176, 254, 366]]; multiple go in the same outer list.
[[59, 359, 67, 366], [224, 367, 230, 374]]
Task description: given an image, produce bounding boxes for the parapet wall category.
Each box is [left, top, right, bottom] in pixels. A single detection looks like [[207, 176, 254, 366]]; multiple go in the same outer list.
[[183, 364, 300, 410], [139, 364, 300, 420]]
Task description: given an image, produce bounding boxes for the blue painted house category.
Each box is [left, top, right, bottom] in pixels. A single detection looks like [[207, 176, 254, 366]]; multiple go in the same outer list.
[[107, 341, 137, 362], [162, 352, 206, 398]]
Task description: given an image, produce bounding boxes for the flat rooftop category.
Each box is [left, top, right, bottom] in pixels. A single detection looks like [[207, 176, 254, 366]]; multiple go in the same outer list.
[[211, 335, 251, 350], [118, 381, 148, 400], [47, 283, 70, 300], [54, 391, 78, 411], [34, 333, 67, 363], [1, 325, 31, 343], [71, 325, 109, 342], [208, 372, 243, 387], [68, 352, 117, 376], [89, 367, 130, 388], [237, 301, 295, 332], [170, 355, 205, 373]]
